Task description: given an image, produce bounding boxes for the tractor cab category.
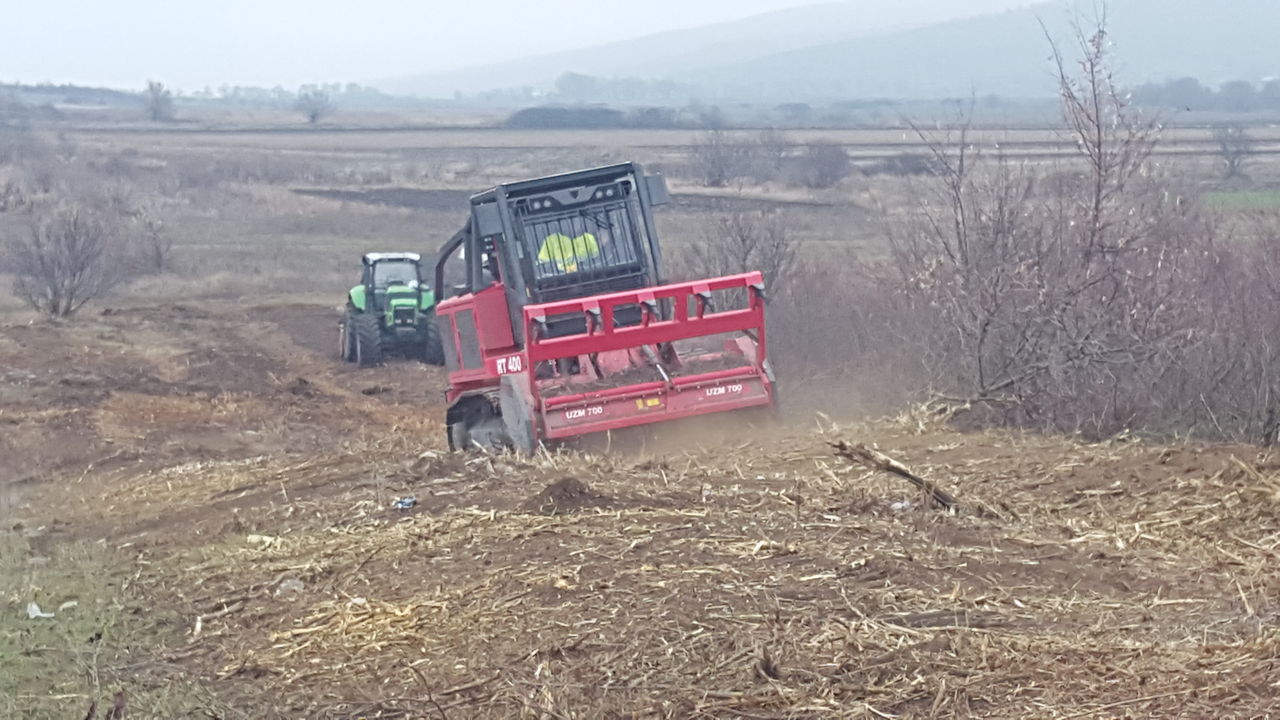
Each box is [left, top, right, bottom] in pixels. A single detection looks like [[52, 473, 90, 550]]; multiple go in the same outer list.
[[433, 163, 775, 452], [362, 252, 425, 310]]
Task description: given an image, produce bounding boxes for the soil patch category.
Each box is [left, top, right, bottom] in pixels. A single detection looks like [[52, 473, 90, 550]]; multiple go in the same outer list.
[[522, 477, 611, 514]]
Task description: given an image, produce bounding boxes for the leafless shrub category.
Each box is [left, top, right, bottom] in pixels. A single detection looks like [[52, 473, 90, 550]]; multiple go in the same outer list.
[[767, 251, 923, 414], [679, 211, 798, 295], [4, 203, 132, 317], [791, 141, 852, 189], [1188, 211, 1280, 444], [144, 80, 175, 122], [1212, 125, 1253, 180], [132, 209, 172, 273], [831, 14, 1280, 441], [100, 179, 138, 216], [689, 130, 752, 187], [295, 89, 335, 125], [751, 129, 790, 182]]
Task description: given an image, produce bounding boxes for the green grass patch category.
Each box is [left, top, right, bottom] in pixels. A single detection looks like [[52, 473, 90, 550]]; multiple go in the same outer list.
[[0, 533, 228, 719]]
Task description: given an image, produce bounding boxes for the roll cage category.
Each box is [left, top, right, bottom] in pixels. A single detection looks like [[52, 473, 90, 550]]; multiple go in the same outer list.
[[434, 163, 670, 345]]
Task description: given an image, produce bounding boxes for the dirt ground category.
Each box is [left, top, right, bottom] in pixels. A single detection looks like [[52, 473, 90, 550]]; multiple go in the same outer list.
[[1, 300, 1278, 719]]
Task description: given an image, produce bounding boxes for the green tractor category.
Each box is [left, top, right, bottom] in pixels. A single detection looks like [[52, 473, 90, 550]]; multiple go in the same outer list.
[[340, 252, 445, 366]]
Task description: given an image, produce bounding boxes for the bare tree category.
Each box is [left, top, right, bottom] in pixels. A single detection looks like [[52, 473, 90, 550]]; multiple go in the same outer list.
[[689, 130, 752, 187], [1212, 125, 1253, 180], [1045, 13, 1161, 261], [793, 141, 852, 189], [683, 211, 798, 296], [5, 204, 129, 317], [877, 12, 1223, 438], [752, 129, 789, 182], [295, 89, 334, 125], [144, 80, 175, 122]]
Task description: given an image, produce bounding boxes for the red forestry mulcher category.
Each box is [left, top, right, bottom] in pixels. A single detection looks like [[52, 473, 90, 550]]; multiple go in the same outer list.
[[432, 163, 778, 452]]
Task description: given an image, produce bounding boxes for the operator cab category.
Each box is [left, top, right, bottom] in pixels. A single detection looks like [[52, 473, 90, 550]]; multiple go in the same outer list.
[[433, 164, 670, 375], [363, 252, 424, 310]]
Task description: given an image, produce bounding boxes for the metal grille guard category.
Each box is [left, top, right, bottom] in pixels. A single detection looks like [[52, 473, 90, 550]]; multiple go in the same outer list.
[[514, 272, 774, 439]]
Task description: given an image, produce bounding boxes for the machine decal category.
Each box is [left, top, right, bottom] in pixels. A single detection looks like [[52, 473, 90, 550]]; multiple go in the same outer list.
[[565, 406, 605, 421], [495, 354, 524, 375]]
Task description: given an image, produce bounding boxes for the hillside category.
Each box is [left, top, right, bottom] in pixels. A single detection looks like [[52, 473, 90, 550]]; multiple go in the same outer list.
[[385, 0, 1280, 101], [696, 0, 1280, 100], [378, 0, 1029, 97]]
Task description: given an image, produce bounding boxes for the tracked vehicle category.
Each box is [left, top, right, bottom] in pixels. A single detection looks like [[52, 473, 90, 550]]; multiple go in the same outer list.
[[433, 163, 776, 452]]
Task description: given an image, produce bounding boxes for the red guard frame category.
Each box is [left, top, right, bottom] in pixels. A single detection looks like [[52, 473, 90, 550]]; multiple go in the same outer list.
[[503, 272, 775, 440]]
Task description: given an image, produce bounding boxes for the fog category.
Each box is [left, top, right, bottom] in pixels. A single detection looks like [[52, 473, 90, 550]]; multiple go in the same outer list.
[[3, 0, 1028, 90]]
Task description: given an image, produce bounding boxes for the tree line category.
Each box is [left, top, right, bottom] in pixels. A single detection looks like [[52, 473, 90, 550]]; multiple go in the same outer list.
[[1132, 77, 1280, 113]]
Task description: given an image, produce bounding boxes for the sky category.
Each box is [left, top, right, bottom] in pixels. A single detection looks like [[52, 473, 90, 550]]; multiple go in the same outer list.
[[2, 0, 1028, 91]]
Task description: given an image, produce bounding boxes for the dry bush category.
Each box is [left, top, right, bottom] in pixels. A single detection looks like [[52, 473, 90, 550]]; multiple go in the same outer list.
[[689, 130, 753, 187], [144, 80, 175, 122], [766, 252, 923, 414], [751, 129, 789, 182], [1213, 125, 1253, 180], [865, 23, 1217, 437], [736, 16, 1280, 441], [295, 89, 334, 125], [809, 18, 1280, 442], [676, 211, 798, 295], [131, 209, 172, 273], [790, 140, 852, 189], [4, 203, 132, 317], [1185, 211, 1280, 444]]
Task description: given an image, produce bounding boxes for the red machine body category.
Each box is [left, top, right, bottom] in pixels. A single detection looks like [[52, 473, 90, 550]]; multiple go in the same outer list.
[[432, 163, 777, 452], [436, 272, 774, 448]]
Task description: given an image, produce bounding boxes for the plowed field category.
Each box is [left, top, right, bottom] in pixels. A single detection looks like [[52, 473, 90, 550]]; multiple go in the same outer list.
[[2, 302, 1277, 719]]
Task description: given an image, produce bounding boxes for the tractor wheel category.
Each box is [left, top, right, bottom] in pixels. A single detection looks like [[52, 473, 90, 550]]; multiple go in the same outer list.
[[351, 311, 383, 367], [419, 310, 446, 366], [339, 309, 358, 362]]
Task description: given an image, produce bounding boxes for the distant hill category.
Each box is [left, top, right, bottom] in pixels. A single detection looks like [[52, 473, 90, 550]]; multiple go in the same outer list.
[[378, 0, 1031, 98], [695, 0, 1280, 100], [382, 0, 1280, 101]]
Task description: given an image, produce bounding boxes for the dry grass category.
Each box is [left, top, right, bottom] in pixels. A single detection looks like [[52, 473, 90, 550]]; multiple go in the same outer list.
[[2, 293, 1277, 717], [24, 422, 1273, 719]]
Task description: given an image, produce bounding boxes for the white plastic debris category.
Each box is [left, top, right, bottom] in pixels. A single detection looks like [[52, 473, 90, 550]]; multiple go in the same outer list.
[[890, 500, 914, 513], [246, 534, 280, 547], [277, 578, 305, 595], [26, 602, 54, 619]]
